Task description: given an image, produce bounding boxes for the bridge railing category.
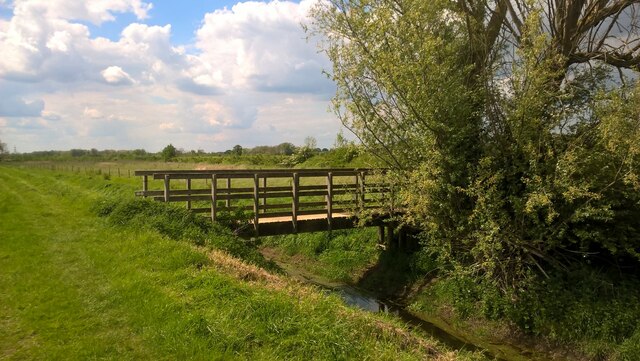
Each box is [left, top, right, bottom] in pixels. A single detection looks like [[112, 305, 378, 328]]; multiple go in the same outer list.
[[134, 168, 389, 234]]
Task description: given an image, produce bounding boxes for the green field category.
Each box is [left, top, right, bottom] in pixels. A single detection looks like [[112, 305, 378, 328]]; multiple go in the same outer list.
[[0, 165, 478, 360]]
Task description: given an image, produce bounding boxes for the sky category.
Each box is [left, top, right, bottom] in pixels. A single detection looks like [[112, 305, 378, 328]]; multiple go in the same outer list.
[[0, 0, 342, 152]]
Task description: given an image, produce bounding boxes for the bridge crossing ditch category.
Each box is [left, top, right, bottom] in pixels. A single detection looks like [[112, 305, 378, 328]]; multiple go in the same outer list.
[[135, 168, 397, 238]]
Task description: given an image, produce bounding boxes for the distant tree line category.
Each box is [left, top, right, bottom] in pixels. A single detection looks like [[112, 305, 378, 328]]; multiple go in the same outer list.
[[3, 136, 349, 166]]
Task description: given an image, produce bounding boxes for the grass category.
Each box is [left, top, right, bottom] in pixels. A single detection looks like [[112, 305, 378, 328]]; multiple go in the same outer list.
[[261, 229, 381, 283], [0, 165, 476, 360]]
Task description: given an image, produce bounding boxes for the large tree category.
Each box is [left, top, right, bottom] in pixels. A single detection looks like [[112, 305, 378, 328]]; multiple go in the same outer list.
[[312, 0, 640, 286]]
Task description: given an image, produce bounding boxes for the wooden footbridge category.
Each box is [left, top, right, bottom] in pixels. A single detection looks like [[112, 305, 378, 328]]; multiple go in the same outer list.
[[135, 168, 398, 238]]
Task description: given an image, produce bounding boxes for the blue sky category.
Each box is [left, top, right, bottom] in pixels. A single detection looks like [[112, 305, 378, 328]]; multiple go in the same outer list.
[[0, 0, 340, 152], [88, 1, 290, 44]]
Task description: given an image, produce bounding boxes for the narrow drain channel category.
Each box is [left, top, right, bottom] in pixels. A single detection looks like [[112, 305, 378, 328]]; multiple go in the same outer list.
[[263, 252, 543, 361], [304, 278, 495, 358]]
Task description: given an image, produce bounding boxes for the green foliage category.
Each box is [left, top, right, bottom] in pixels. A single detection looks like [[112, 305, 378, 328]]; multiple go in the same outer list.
[[313, 0, 640, 287], [231, 144, 243, 156], [313, 2, 640, 356], [0, 139, 8, 156], [161, 143, 177, 162], [415, 265, 640, 357], [263, 229, 379, 282], [95, 197, 272, 268]]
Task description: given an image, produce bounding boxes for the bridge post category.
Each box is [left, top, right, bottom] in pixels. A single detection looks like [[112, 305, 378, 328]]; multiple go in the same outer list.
[[211, 174, 218, 223], [261, 176, 267, 214], [386, 225, 396, 249], [327, 172, 333, 231], [360, 171, 366, 209], [378, 225, 385, 245], [186, 178, 192, 210], [163, 175, 170, 202], [253, 174, 260, 235], [225, 177, 231, 208], [142, 175, 148, 194], [292, 172, 299, 233]]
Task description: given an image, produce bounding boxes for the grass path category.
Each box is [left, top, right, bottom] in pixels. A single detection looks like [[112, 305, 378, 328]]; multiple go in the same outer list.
[[0, 167, 471, 360]]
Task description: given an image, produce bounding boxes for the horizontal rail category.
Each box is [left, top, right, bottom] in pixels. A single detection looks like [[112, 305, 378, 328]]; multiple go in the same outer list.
[[135, 168, 382, 176]]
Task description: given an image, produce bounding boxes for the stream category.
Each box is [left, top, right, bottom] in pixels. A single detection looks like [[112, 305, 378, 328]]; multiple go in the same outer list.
[[266, 254, 548, 361], [311, 280, 488, 355]]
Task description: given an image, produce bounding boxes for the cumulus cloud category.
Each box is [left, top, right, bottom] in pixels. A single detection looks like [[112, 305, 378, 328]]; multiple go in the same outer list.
[[0, 0, 344, 152], [101, 65, 134, 85], [13, 0, 152, 25], [0, 1, 166, 81], [193, 0, 332, 94]]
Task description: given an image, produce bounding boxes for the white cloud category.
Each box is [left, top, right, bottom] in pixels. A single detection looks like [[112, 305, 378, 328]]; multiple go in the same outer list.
[[0, 0, 343, 152], [46, 30, 72, 52], [83, 107, 103, 119], [101, 66, 135, 85], [193, 0, 332, 93], [12, 0, 152, 25]]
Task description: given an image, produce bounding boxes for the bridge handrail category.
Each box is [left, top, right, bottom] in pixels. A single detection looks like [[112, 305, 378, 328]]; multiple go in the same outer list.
[[135, 168, 391, 236]]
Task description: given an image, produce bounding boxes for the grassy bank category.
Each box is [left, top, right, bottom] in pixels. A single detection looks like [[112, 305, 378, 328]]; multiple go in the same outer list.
[[0, 165, 477, 360], [263, 230, 640, 360]]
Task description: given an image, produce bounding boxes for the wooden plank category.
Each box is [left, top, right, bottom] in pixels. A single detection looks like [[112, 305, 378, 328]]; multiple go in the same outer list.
[[261, 176, 267, 213], [191, 207, 211, 214], [154, 173, 254, 180], [261, 191, 293, 199], [259, 203, 292, 210], [255, 172, 300, 178], [186, 178, 192, 210], [135, 168, 382, 176], [143, 175, 148, 192], [261, 186, 291, 192], [298, 185, 327, 191], [253, 174, 259, 234], [327, 172, 333, 231], [215, 187, 253, 194], [154, 195, 211, 202], [225, 177, 231, 208], [211, 174, 217, 222], [247, 215, 356, 238], [135, 190, 164, 197], [163, 174, 170, 202], [138, 189, 210, 197], [332, 200, 356, 206], [292, 173, 299, 232], [360, 171, 366, 208]]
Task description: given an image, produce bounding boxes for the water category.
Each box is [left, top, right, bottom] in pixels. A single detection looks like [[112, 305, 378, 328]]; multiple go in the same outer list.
[[316, 281, 488, 355], [268, 255, 542, 360]]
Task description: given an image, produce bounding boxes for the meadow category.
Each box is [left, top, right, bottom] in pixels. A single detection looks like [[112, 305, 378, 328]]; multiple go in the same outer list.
[[0, 164, 480, 360]]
